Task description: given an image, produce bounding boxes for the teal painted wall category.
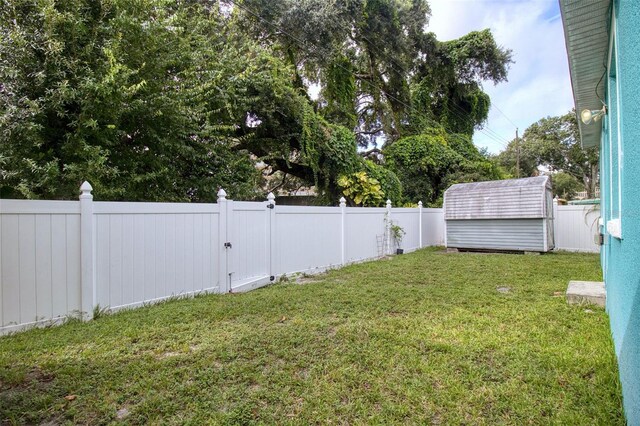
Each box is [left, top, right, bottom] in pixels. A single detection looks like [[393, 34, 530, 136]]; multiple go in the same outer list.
[[602, 1, 640, 423]]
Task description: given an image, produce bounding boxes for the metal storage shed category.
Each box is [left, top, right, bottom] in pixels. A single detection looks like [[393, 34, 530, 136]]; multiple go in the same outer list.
[[444, 176, 555, 252]]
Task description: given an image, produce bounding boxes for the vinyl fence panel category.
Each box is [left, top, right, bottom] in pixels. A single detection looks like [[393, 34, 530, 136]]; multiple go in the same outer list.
[[390, 208, 421, 252], [274, 206, 343, 275], [1, 183, 602, 335], [422, 209, 445, 246], [554, 205, 600, 253], [344, 207, 387, 262], [0, 200, 81, 333], [93, 202, 221, 311]]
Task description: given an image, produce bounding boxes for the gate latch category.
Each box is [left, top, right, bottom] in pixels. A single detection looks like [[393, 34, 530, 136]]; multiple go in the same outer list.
[[267, 204, 275, 209], [224, 242, 232, 249]]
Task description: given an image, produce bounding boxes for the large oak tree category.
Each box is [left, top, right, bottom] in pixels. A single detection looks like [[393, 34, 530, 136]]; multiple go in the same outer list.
[[1, 0, 512, 204]]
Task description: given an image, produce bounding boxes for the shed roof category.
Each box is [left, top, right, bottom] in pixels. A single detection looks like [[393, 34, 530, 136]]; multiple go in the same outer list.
[[444, 177, 552, 220], [559, 0, 611, 148], [445, 176, 551, 195]]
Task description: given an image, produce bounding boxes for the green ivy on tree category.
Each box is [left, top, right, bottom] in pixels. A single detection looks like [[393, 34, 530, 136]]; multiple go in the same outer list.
[[384, 128, 505, 206]]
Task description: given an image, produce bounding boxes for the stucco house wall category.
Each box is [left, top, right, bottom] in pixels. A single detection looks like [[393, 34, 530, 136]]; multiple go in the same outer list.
[[561, 0, 640, 423], [601, 2, 640, 423]]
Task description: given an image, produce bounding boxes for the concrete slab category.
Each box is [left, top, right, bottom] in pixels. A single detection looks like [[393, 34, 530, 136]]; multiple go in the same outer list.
[[566, 281, 606, 307]]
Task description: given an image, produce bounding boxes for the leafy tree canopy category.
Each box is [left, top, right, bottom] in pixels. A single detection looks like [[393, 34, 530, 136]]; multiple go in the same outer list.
[[0, 0, 367, 200], [1, 0, 262, 200], [410, 29, 510, 136], [497, 110, 599, 198], [383, 128, 505, 206], [552, 171, 583, 200], [233, 0, 512, 144]]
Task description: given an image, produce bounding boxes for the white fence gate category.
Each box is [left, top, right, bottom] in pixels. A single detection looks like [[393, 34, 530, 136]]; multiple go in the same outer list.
[[226, 199, 273, 293]]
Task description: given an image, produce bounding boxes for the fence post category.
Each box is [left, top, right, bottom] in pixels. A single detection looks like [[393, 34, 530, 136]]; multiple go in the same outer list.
[[418, 201, 423, 249], [386, 199, 392, 255], [552, 196, 559, 249], [267, 192, 276, 281], [340, 197, 346, 265], [217, 189, 229, 293], [79, 181, 95, 320]]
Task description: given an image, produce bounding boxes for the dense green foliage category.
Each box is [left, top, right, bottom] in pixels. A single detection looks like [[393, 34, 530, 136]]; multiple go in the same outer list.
[[0, 0, 262, 200], [334, 159, 402, 207], [1, 0, 512, 203], [498, 110, 599, 198], [0, 249, 623, 424], [410, 29, 509, 136], [552, 171, 584, 200], [384, 129, 504, 206], [362, 160, 402, 204], [337, 171, 385, 207]]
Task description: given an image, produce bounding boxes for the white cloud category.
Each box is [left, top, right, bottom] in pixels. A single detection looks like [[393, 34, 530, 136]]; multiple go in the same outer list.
[[428, 0, 574, 153]]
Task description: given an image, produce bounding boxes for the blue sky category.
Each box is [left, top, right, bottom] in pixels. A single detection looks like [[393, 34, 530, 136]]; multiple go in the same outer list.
[[428, 0, 575, 153]]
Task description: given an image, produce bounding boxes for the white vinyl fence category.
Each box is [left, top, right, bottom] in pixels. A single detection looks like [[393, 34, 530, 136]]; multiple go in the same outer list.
[[0, 183, 443, 334], [0, 183, 599, 335], [553, 203, 600, 253]]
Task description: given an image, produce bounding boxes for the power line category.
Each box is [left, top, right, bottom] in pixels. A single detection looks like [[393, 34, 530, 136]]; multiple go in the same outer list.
[[479, 131, 508, 147], [491, 103, 519, 130], [481, 126, 511, 145], [478, 129, 509, 148]]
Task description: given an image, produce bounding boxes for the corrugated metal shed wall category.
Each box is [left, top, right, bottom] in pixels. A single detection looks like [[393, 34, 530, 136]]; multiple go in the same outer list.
[[446, 219, 545, 252], [444, 177, 554, 252]]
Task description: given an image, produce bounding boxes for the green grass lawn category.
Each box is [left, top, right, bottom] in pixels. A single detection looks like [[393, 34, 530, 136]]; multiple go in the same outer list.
[[0, 248, 624, 425]]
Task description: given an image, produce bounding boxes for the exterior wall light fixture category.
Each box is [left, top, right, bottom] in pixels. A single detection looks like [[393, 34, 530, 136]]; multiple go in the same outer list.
[[580, 105, 607, 125]]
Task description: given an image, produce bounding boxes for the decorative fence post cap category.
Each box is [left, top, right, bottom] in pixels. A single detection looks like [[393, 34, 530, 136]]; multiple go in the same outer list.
[[267, 192, 276, 203], [386, 199, 392, 207], [418, 201, 423, 207], [339, 197, 346, 206], [79, 181, 93, 199], [217, 188, 227, 201]]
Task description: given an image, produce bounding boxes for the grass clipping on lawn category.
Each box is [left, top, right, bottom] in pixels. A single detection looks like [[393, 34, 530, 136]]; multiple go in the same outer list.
[[0, 248, 624, 424]]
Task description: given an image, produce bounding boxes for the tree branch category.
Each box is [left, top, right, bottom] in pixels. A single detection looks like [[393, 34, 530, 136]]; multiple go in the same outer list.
[[269, 173, 288, 192], [355, 127, 384, 136], [361, 148, 383, 157]]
